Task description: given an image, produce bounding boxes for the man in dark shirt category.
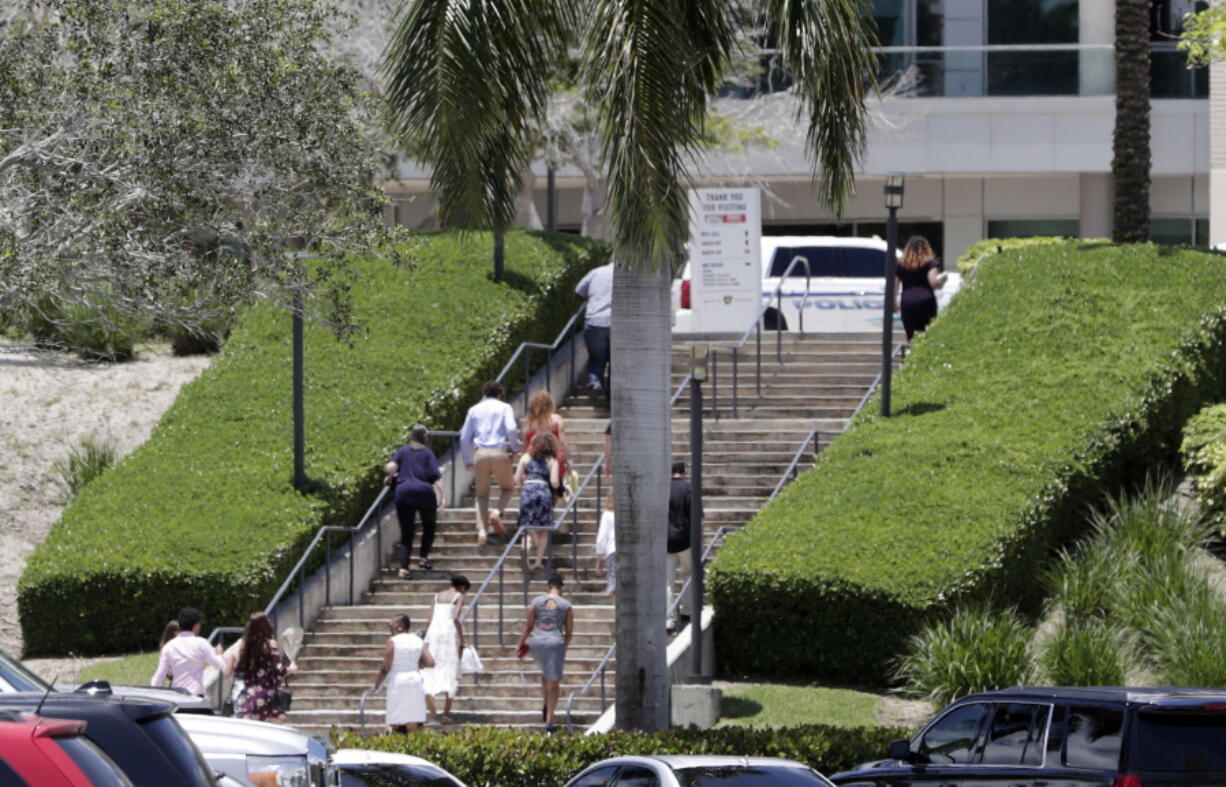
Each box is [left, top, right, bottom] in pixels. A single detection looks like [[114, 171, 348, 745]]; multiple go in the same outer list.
[[667, 461, 692, 631]]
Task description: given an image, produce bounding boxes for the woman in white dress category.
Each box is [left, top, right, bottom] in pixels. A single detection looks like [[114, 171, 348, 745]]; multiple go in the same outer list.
[[421, 575, 470, 725], [371, 614, 435, 733]]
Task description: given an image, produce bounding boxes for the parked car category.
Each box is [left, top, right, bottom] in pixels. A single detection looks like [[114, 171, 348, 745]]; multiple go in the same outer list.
[[672, 236, 962, 334], [829, 686, 1226, 787], [0, 650, 334, 787], [0, 711, 133, 787], [0, 692, 218, 786], [564, 755, 835, 786], [332, 749, 467, 787]]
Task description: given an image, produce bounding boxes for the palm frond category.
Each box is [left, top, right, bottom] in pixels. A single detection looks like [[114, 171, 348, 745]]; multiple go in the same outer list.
[[381, 0, 574, 229], [583, 0, 736, 269], [758, 0, 876, 213]]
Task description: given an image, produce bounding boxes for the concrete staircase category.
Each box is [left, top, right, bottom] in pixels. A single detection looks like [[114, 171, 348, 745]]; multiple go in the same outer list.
[[282, 333, 891, 735]]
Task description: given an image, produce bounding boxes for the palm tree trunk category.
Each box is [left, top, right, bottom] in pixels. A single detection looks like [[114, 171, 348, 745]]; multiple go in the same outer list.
[[611, 262, 672, 731], [1113, 0, 1150, 243]]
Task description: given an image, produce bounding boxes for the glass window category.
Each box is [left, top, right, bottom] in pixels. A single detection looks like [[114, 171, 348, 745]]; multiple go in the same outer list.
[[980, 703, 1050, 766], [1136, 711, 1226, 773], [570, 766, 622, 787], [919, 702, 989, 764], [0, 759, 29, 787], [1152, 218, 1193, 245], [1196, 218, 1210, 247], [340, 764, 465, 787], [674, 766, 828, 786], [872, 0, 906, 46], [1063, 706, 1124, 770], [613, 766, 660, 787], [989, 0, 1079, 44], [987, 219, 1079, 240], [137, 715, 212, 787], [56, 737, 132, 787], [0, 651, 52, 693]]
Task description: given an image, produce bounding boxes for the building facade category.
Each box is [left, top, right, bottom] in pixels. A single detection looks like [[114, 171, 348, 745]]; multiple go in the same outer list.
[[385, 0, 1210, 263]]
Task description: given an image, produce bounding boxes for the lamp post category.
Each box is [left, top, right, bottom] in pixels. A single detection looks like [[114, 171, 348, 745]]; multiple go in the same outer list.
[[880, 175, 905, 417], [687, 344, 708, 684]]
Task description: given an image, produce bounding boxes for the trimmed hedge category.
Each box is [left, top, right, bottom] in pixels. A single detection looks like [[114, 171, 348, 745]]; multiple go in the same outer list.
[[19, 230, 607, 656], [1181, 402, 1226, 531], [336, 724, 904, 785], [711, 240, 1226, 685]]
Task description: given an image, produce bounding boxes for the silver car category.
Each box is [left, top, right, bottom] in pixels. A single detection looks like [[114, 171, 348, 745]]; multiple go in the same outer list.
[[564, 755, 835, 787]]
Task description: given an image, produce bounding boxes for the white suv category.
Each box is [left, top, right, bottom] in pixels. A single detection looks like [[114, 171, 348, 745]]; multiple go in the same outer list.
[[673, 235, 962, 334]]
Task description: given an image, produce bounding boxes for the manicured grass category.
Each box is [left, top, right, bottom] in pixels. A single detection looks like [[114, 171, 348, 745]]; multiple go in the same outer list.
[[717, 683, 880, 729], [712, 241, 1226, 684], [78, 652, 161, 687], [19, 230, 607, 656]]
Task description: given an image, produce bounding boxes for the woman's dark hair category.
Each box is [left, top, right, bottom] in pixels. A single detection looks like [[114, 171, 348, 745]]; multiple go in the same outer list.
[[451, 575, 471, 591], [529, 431, 558, 460], [547, 573, 564, 589], [237, 612, 274, 677], [159, 620, 180, 649], [409, 424, 429, 445], [391, 614, 412, 632], [482, 380, 504, 399]]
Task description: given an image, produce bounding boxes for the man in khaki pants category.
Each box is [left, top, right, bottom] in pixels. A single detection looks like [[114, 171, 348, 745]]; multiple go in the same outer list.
[[460, 380, 520, 546]]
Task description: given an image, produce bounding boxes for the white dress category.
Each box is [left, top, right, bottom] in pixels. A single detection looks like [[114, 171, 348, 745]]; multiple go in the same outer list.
[[421, 594, 461, 697], [384, 632, 427, 725]]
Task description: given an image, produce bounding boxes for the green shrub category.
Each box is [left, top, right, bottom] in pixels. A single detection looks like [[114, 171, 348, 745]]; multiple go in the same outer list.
[[1041, 542, 1119, 623], [894, 605, 1033, 707], [1144, 580, 1226, 686], [24, 294, 149, 361], [335, 724, 905, 786], [18, 230, 607, 656], [1181, 403, 1226, 531], [955, 236, 1108, 275], [1038, 618, 1130, 686], [711, 242, 1226, 684], [51, 436, 119, 501]]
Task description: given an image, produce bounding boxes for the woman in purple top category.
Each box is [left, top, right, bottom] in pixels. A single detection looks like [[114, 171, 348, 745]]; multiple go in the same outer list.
[[894, 235, 947, 341], [384, 424, 445, 577]]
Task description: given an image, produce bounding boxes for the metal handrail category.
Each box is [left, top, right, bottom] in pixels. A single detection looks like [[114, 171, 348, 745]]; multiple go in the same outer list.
[[563, 524, 743, 733], [495, 306, 586, 417], [673, 255, 812, 418], [460, 453, 607, 646]]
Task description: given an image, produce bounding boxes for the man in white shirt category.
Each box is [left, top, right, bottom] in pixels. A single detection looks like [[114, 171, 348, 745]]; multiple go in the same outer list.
[[460, 380, 520, 546], [150, 607, 227, 697], [575, 262, 613, 393]]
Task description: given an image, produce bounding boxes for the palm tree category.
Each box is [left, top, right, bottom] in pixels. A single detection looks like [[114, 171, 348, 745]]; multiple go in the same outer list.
[[383, 0, 874, 731], [1113, 0, 1150, 243]]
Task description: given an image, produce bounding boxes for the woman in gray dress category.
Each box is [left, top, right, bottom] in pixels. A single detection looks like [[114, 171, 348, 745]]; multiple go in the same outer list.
[[516, 572, 573, 732]]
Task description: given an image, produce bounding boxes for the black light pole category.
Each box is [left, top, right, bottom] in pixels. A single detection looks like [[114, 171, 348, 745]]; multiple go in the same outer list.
[[291, 286, 307, 491], [546, 165, 557, 232], [880, 175, 905, 417], [687, 344, 709, 684]]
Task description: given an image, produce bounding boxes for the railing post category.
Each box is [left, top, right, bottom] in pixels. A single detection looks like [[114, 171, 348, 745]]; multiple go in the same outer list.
[[498, 560, 504, 644], [776, 289, 783, 364], [523, 349, 530, 415], [710, 350, 718, 420], [450, 435, 458, 508], [732, 347, 739, 418], [298, 562, 305, 629], [348, 530, 355, 606], [324, 538, 332, 606], [755, 324, 762, 397]]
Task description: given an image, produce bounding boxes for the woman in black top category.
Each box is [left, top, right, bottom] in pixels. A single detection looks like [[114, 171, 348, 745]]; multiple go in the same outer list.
[[895, 236, 946, 340]]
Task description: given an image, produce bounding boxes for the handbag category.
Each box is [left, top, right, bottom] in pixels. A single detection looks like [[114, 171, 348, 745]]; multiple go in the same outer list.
[[460, 646, 484, 675], [270, 688, 293, 713], [516, 641, 529, 659]]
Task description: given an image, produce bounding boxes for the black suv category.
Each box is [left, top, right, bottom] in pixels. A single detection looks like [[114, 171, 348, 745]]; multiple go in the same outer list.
[[829, 686, 1226, 787]]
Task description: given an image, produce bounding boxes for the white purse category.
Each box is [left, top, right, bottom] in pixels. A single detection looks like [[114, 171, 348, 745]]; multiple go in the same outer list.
[[460, 646, 484, 675]]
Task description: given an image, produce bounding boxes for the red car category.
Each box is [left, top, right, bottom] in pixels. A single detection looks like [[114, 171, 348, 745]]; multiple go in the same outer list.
[[0, 712, 131, 786]]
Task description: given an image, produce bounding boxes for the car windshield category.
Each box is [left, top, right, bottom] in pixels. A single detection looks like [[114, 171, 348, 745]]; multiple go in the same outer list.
[[56, 736, 133, 787], [767, 247, 883, 278], [1136, 711, 1226, 773], [138, 715, 216, 786], [673, 765, 829, 786], [340, 763, 464, 787], [0, 652, 52, 692]]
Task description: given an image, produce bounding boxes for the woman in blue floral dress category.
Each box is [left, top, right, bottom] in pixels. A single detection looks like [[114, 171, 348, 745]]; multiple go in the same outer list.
[[227, 612, 294, 722], [514, 432, 560, 573]]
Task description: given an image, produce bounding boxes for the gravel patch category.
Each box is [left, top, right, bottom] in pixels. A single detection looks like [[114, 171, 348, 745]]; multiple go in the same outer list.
[[0, 340, 209, 664]]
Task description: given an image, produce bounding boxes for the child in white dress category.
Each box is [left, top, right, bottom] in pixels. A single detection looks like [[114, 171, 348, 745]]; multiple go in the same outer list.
[[594, 490, 616, 595]]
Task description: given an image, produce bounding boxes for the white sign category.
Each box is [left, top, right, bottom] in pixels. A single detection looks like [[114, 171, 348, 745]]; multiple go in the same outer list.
[[688, 187, 761, 333]]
